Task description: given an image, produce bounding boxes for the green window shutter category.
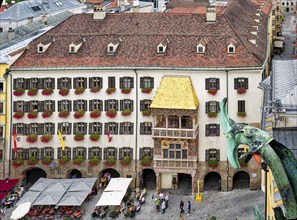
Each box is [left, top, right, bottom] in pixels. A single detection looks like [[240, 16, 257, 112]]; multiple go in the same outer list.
[[205, 78, 210, 90], [119, 148, 123, 160], [205, 149, 209, 161], [130, 148, 133, 160], [234, 78, 238, 89], [206, 102, 210, 113]]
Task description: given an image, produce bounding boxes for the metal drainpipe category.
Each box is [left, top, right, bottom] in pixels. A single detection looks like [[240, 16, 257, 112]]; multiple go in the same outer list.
[[133, 70, 139, 189], [225, 70, 229, 192]]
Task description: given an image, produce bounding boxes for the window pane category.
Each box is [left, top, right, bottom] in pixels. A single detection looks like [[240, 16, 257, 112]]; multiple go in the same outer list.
[[163, 149, 168, 158]]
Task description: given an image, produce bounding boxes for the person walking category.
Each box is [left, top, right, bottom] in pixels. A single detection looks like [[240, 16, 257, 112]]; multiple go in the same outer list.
[[155, 198, 160, 212], [179, 200, 184, 214], [161, 200, 166, 214], [165, 193, 169, 208], [187, 201, 191, 216]]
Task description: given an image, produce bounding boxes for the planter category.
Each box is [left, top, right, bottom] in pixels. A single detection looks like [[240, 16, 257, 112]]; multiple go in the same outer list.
[[73, 156, 84, 165], [239, 158, 248, 167], [141, 87, 152, 94], [121, 156, 131, 166], [42, 88, 53, 96], [27, 156, 38, 165], [27, 111, 38, 119], [90, 110, 101, 119], [141, 156, 151, 166], [106, 109, 117, 118], [59, 156, 69, 166], [142, 109, 151, 117], [27, 88, 38, 96], [42, 110, 52, 118], [207, 112, 217, 118], [26, 134, 38, 143], [237, 88, 247, 94], [74, 133, 84, 141], [106, 88, 116, 94], [90, 87, 101, 93], [13, 88, 25, 96], [59, 88, 69, 96], [237, 112, 246, 117], [40, 134, 53, 143], [89, 157, 100, 166], [89, 133, 100, 141], [208, 160, 219, 168], [105, 156, 116, 167], [75, 87, 85, 95], [12, 158, 24, 167], [208, 89, 217, 95], [121, 88, 131, 94], [59, 110, 70, 118], [13, 111, 25, 119], [42, 156, 52, 166], [122, 109, 132, 116], [74, 110, 85, 119]]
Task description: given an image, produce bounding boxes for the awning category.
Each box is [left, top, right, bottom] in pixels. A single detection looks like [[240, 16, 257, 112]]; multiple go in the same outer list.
[[0, 179, 20, 192], [16, 191, 40, 206], [44, 179, 73, 192], [104, 178, 132, 192], [33, 191, 64, 206], [29, 178, 55, 192], [68, 178, 97, 192], [57, 191, 89, 206], [10, 202, 31, 220], [95, 191, 126, 206]]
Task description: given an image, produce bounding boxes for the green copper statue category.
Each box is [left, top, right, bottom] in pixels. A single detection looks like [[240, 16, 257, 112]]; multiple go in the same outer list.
[[219, 98, 297, 220]]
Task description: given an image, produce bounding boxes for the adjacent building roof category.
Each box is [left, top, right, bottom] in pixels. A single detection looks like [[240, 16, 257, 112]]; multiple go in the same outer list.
[[273, 128, 297, 157], [150, 76, 199, 110], [11, 0, 269, 69]]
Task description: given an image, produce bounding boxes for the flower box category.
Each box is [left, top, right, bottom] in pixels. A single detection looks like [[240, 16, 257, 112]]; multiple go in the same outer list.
[[237, 88, 247, 94], [74, 133, 84, 141], [121, 156, 131, 166], [27, 111, 38, 119], [106, 88, 116, 94], [59, 88, 69, 96], [90, 133, 100, 141], [42, 110, 52, 118], [237, 112, 246, 117], [208, 89, 217, 95], [90, 87, 101, 93], [74, 110, 85, 119], [121, 88, 131, 94], [59, 156, 69, 166], [26, 134, 38, 143], [122, 109, 131, 116], [28, 88, 38, 96], [141, 87, 152, 94], [89, 157, 100, 166], [142, 109, 151, 117], [105, 156, 116, 167], [208, 159, 219, 168], [42, 88, 53, 96], [239, 158, 248, 167], [12, 158, 24, 167], [59, 110, 70, 118], [73, 156, 84, 165], [90, 110, 101, 119], [141, 156, 151, 166], [42, 156, 52, 166], [207, 112, 217, 118], [13, 111, 25, 119], [40, 134, 53, 143], [75, 87, 85, 95], [106, 109, 117, 118], [27, 156, 38, 165], [13, 88, 25, 96]]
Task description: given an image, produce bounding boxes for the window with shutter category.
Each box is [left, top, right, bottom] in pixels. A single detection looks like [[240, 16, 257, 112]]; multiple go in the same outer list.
[[140, 122, 152, 135], [120, 77, 133, 88], [206, 78, 220, 90], [108, 77, 115, 88], [106, 122, 118, 134], [89, 77, 102, 89], [235, 77, 248, 90], [205, 124, 220, 136], [238, 100, 246, 112], [140, 77, 154, 88]]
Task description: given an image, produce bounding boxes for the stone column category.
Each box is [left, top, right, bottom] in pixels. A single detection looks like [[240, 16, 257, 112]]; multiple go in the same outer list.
[[165, 116, 168, 128], [179, 116, 181, 129], [156, 172, 160, 191], [191, 173, 196, 195]]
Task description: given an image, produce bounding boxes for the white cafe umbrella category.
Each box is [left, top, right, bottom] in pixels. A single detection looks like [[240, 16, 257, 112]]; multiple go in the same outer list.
[[10, 202, 31, 220]]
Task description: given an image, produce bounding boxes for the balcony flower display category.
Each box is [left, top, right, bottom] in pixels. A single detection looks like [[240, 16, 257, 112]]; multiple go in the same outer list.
[[40, 134, 53, 143], [27, 111, 38, 119], [74, 133, 84, 141], [122, 109, 131, 116], [89, 133, 100, 141], [141, 87, 152, 94], [121, 88, 131, 94], [27, 88, 38, 96], [207, 159, 219, 168], [42, 110, 52, 118], [75, 87, 85, 95], [90, 87, 101, 93], [59, 87, 69, 96], [73, 156, 84, 165], [105, 156, 116, 167], [207, 89, 217, 95], [12, 157, 24, 167], [74, 110, 85, 119], [142, 109, 151, 117], [13, 110, 25, 119], [89, 157, 100, 166], [90, 110, 101, 119], [59, 110, 70, 118], [237, 112, 247, 117], [106, 88, 116, 94], [237, 88, 247, 94], [26, 134, 38, 143], [121, 156, 131, 166], [141, 156, 151, 166], [13, 88, 25, 96], [27, 156, 38, 165], [106, 109, 117, 118], [42, 88, 53, 96], [59, 156, 69, 166], [239, 158, 248, 167], [42, 156, 52, 166], [207, 112, 217, 118]]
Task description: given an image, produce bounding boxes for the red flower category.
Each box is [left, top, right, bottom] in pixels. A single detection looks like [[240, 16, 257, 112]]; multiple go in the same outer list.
[[74, 110, 85, 119], [106, 88, 116, 94], [106, 109, 117, 118], [13, 111, 25, 119], [40, 134, 53, 143], [42, 110, 52, 118], [237, 88, 247, 94], [208, 89, 217, 95], [27, 111, 38, 119], [75, 87, 85, 95], [13, 89, 25, 96], [59, 88, 69, 96], [74, 133, 84, 141], [90, 87, 101, 93], [42, 88, 53, 96], [59, 110, 70, 118], [90, 110, 101, 119], [27, 88, 38, 96], [121, 88, 131, 94], [26, 134, 38, 143], [141, 87, 152, 94]]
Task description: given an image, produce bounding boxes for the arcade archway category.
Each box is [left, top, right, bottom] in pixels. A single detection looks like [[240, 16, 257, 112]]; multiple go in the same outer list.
[[204, 172, 221, 191], [233, 171, 250, 189], [67, 169, 82, 179], [21, 167, 47, 189], [99, 168, 120, 179], [178, 173, 192, 195], [141, 169, 156, 189]]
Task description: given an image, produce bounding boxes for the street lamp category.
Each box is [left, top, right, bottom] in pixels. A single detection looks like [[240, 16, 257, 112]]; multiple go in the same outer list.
[[261, 162, 269, 219]]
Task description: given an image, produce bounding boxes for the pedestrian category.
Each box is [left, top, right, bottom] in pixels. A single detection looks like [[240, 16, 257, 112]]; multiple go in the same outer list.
[[155, 198, 160, 212], [180, 200, 184, 214], [165, 193, 169, 208], [161, 200, 166, 214], [187, 201, 191, 215]]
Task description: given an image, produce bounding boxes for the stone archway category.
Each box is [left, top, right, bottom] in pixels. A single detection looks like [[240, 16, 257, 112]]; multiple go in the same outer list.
[[204, 172, 221, 191], [99, 168, 120, 179], [141, 169, 156, 189], [233, 171, 250, 189], [66, 169, 82, 179], [21, 167, 47, 189], [178, 173, 192, 195]]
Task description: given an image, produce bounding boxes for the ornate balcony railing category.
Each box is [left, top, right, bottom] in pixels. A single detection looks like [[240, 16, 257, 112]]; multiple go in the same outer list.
[[154, 159, 197, 169], [152, 124, 199, 139]]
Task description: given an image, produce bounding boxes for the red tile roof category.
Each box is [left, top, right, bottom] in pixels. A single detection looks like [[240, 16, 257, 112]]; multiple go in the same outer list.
[[12, 0, 268, 69]]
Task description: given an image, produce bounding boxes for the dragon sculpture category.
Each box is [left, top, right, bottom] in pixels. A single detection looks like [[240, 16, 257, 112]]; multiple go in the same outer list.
[[219, 98, 297, 219]]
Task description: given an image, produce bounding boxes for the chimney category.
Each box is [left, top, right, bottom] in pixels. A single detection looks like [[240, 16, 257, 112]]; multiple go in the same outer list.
[[42, 14, 48, 25], [93, 5, 106, 20], [120, 2, 125, 11], [132, 0, 139, 12], [206, 7, 216, 23], [8, 27, 14, 41]]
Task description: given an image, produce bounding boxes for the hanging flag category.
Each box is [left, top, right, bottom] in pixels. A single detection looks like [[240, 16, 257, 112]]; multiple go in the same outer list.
[[106, 129, 112, 142], [12, 129, 18, 153], [243, 145, 247, 153], [58, 130, 65, 151], [253, 154, 262, 167]]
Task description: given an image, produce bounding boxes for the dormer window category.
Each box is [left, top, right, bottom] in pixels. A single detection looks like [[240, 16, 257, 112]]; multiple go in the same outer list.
[[69, 38, 84, 53], [197, 38, 207, 55], [227, 38, 237, 54], [228, 45, 235, 54], [37, 39, 53, 53], [157, 39, 169, 54], [107, 38, 122, 55], [70, 46, 75, 53], [38, 46, 43, 53], [197, 45, 205, 54], [108, 46, 114, 53], [158, 46, 164, 53]]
